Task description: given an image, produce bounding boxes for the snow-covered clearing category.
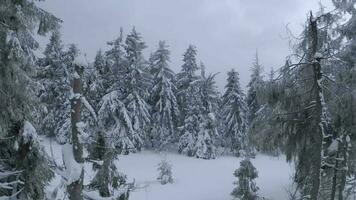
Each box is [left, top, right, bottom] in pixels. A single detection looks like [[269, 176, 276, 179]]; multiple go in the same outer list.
[[118, 151, 293, 200], [40, 136, 293, 200]]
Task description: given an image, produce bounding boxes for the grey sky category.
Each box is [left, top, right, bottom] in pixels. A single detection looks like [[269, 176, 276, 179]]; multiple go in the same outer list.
[[37, 0, 333, 91]]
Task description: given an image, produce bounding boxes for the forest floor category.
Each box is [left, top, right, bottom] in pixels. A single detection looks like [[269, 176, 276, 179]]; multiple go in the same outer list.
[[40, 136, 294, 200]]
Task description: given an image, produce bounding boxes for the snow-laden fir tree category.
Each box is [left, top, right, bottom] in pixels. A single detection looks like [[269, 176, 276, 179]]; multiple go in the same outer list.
[[81, 49, 130, 199], [246, 52, 264, 125], [221, 69, 248, 156], [327, 1, 356, 197], [157, 159, 174, 185], [37, 30, 72, 143], [121, 27, 151, 150], [231, 158, 260, 200], [248, 68, 283, 155], [88, 132, 130, 199], [176, 45, 199, 123], [178, 81, 202, 157], [149, 41, 179, 149], [0, 0, 59, 198], [265, 11, 344, 199], [98, 28, 150, 154], [84, 49, 110, 109], [194, 63, 219, 159]]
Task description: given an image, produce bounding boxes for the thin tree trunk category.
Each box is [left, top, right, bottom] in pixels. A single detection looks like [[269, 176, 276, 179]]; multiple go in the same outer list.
[[309, 12, 323, 200], [67, 64, 84, 200]]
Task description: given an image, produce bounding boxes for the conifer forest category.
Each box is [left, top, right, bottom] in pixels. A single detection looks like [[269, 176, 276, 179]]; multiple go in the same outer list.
[[1, 0, 356, 199]]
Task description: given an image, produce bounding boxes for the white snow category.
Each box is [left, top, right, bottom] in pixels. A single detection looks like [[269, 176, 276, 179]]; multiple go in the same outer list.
[[22, 121, 38, 143], [117, 151, 293, 200], [62, 144, 83, 184], [82, 96, 98, 121], [74, 54, 87, 67], [40, 137, 293, 200], [327, 139, 339, 153]]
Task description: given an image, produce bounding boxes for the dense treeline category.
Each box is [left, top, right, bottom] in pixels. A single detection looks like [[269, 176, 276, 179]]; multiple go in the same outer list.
[[1, 0, 356, 199]]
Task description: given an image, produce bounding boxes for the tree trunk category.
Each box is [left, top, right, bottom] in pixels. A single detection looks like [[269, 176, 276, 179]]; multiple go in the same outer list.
[[67, 64, 84, 200], [309, 12, 323, 200]]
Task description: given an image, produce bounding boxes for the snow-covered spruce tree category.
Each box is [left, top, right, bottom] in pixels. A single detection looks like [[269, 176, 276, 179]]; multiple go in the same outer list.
[[327, 1, 356, 197], [178, 81, 202, 157], [0, 0, 59, 199], [248, 68, 283, 155], [157, 159, 174, 185], [231, 158, 260, 200], [246, 52, 264, 125], [176, 45, 199, 124], [84, 51, 130, 199], [37, 30, 72, 142], [84, 49, 110, 109], [88, 135, 129, 199], [267, 12, 343, 199], [221, 69, 248, 156], [149, 41, 179, 150], [98, 28, 150, 154], [194, 63, 219, 159], [121, 27, 151, 150]]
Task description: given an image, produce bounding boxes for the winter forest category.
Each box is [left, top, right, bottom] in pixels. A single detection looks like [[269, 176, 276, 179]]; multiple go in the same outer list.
[[1, 0, 356, 200]]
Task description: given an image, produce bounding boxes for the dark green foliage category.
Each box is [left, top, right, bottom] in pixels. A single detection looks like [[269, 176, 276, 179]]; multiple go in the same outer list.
[[232, 159, 259, 200]]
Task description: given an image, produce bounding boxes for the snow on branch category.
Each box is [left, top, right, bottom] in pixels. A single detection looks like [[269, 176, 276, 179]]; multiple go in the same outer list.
[[82, 96, 98, 121]]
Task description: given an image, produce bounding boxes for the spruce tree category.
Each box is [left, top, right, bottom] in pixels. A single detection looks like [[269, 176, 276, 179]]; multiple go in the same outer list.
[[221, 69, 248, 156], [246, 52, 263, 125], [98, 28, 150, 153], [195, 64, 219, 159], [149, 41, 179, 149], [0, 0, 59, 198], [38, 30, 71, 143], [231, 158, 260, 200], [157, 159, 174, 185], [178, 82, 202, 157], [176, 45, 199, 123]]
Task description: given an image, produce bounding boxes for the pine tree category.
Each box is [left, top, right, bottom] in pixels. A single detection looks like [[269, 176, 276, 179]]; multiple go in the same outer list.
[[122, 27, 151, 150], [231, 158, 260, 200], [157, 159, 174, 185], [246, 52, 264, 125], [328, 1, 356, 197], [0, 0, 59, 198], [176, 45, 199, 123], [149, 41, 179, 149], [98, 28, 150, 153], [248, 68, 283, 155], [38, 30, 71, 143], [266, 12, 340, 199], [178, 82, 202, 157], [89, 136, 129, 199], [221, 69, 248, 156], [194, 63, 219, 159]]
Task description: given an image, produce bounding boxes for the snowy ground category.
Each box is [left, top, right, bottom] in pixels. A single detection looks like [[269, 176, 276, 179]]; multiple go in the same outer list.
[[117, 151, 293, 200], [40, 137, 294, 200]]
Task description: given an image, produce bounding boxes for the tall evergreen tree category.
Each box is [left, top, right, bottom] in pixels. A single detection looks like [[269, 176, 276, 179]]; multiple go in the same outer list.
[[122, 27, 151, 150], [98, 28, 150, 153], [178, 80, 202, 157], [221, 69, 248, 156], [38, 30, 71, 143], [266, 12, 342, 199], [176, 45, 199, 123], [149, 41, 179, 149], [0, 0, 59, 198], [246, 52, 264, 125], [195, 63, 219, 159]]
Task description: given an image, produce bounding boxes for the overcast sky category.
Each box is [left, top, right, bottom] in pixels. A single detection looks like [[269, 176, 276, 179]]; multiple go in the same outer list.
[[37, 0, 333, 91]]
